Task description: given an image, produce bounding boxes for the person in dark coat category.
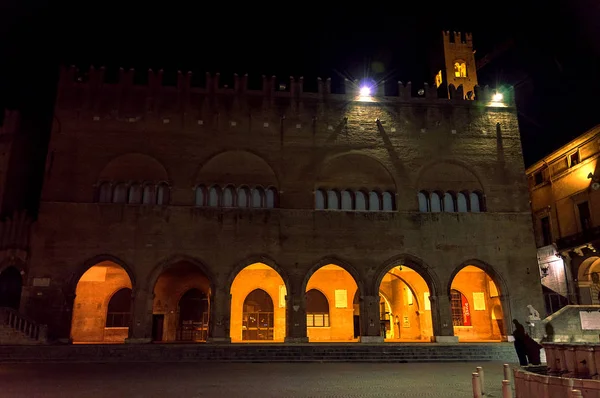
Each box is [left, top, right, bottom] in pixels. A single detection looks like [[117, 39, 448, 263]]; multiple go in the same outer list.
[[512, 319, 528, 366], [524, 333, 543, 365]]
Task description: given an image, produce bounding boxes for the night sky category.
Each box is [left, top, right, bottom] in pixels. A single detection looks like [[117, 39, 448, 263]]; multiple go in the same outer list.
[[1, 2, 599, 167]]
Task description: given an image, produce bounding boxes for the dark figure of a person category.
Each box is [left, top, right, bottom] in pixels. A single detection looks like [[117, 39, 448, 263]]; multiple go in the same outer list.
[[525, 333, 543, 365], [512, 319, 528, 366]]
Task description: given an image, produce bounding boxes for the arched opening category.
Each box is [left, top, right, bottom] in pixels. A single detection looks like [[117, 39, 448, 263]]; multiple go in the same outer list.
[[152, 261, 211, 342], [306, 289, 330, 328], [378, 265, 433, 342], [449, 265, 504, 341], [71, 261, 133, 343], [0, 266, 22, 309], [230, 263, 286, 342], [242, 289, 274, 341], [305, 264, 359, 342], [177, 288, 209, 342]]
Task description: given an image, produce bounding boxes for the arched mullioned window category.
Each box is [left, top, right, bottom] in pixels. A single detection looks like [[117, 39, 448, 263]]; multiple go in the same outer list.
[[156, 182, 170, 205], [355, 191, 367, 211], [306, 289, 330, 327], [266, 187, 277, 208], [98, 182, 112, 203], [443, 192, 455, 212], [430, 192, 442, 212], [470, 191, 484, 212], [382, 192, 394, 211], [222, 186, 235, 207], [195, 186, 206, 206], [208, 186, 219, 207], [341, 190, 353, 210], [315, 189, 326, 210], [368, 191, 380, 211], [327, 190, 339, 210], [106, 288, 132, 328], [113, 183, 128, 204], [128, 184, 142, 204], [417, 191, 429, 212], [457, 192, 468, 212], [142, 184, 155, 205], [252, 187, 264, 208], [237, 186, 250, 208]]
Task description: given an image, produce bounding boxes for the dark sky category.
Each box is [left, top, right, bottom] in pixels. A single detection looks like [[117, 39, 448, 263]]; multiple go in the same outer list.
[[1, 1, 599, 167]]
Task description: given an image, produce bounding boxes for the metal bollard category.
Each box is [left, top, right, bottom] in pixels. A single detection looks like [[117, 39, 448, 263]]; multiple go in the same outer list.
[[502, 380, 512, 398], [571, 389, 583, 398], [472, 372, 482, 398], [503, 363, 510, 381], [476, 366, 485, 395]]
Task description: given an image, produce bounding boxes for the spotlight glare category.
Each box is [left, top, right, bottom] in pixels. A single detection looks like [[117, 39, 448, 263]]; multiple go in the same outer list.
[[492, 93, 503, 102], [360, 86, 371, 97]]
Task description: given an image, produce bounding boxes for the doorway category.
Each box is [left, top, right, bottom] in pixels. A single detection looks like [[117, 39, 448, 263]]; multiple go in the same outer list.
[[0, 267, 22, 310]]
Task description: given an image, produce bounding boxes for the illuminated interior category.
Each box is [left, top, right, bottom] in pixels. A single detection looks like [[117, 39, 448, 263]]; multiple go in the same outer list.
[[152, 261, 211, 342], [454, 61, 467, 78], [305, 264, 359, 342], [71, 261, 132, 343], [230, 263, 286, 342], [378, 265, 433, 342], [450, 265, 505, 341]]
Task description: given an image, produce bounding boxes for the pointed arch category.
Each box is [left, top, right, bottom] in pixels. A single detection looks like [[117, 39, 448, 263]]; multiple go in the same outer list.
[[226, 254, 291, 294], [447, 259, 509, 300], [372, 254, 442, 298], [146, 254, 215, 293], [302, 256, 365, 295], [67, 254, 137, 296]]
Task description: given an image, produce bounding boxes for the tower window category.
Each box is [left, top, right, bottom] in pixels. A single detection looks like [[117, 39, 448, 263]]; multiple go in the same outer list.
[[454, 61, 467, 78], [435, 70, 443, 87], [569, 151, 580, 167]]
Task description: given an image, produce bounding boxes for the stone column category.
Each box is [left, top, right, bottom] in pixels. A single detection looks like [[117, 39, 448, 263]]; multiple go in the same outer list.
[[285, 276, 308, 343], [207, 284, 231, 343], [125, 288, 153, 343], [430, 294, 458, 343], [359, 295, 384, 343]]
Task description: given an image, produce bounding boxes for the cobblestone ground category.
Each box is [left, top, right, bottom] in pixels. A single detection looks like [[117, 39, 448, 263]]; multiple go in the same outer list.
[[1, 361, 513, 397]]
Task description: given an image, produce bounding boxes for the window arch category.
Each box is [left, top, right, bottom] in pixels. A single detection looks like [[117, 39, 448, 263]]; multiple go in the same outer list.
[[457, 192, 468, 212], [341, 190, 353, 210], [327, 190, 339, 210], [195, 186, 206, 206], [417, 191, 429, 212], [237, 187, 250, 208], [265, 187, 277, 208], [106, 288, 132, 328], [98, 182, 112, 203], [156, 183, 170, 205], [450, 289, 471, 327], [128, 184, 142, 204], [368, 191, 380, 211], [252, 187, 264, 208], [430, 192, 442, 212], [355, 191, 367, 211], [306, 289, 330, 327], [315, 189, 325, 210], [222, 186, 235, 207], [208, 186, 219, 207], [382, 191, 394, 211], [470, 191, 482, 212], [242, 289, 274, 341], [113, 183, 128, 203], [443, 192, 455, 212], [142, 184, 155, 205]]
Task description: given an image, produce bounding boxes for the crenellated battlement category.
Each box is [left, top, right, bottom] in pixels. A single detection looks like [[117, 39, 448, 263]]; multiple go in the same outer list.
[[443, 31, 473, 45], [57, 65, 511, 107]]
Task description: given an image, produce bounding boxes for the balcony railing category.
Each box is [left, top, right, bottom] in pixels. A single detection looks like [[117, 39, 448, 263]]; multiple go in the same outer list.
[[556, 225, 600, 250]]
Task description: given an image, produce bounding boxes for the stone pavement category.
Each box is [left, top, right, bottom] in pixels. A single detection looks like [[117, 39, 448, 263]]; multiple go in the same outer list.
[[1, 361, 514, 397]]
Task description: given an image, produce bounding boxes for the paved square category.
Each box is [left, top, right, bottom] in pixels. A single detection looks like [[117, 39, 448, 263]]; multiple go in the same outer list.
[[1, 361, 513, 397]]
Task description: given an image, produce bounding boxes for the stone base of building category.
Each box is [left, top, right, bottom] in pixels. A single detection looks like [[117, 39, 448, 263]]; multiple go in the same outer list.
[[124, 338, 152, 344], [358, 336, 384, 343], [435, 336, 459, 343], [207, 337, 232, 344], [284, 337, 309, 344]]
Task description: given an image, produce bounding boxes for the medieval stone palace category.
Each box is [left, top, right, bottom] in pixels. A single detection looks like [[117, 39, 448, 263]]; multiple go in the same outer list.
[[0, 31, 544, 345]]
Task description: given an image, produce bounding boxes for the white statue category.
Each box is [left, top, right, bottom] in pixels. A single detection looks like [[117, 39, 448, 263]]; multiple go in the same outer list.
[[527, 304, 541, 321]]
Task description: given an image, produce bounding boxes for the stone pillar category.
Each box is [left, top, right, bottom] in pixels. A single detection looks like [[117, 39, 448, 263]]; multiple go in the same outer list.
[[285, 277, 308, 343], [207, 284, 231, 343], [125, 288, 153, 343], [431, 294, 458, 343], [359, 295, 384, 343]]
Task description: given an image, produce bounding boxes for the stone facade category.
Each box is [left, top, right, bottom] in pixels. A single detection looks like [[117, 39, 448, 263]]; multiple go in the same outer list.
[[14, 33, 544, 345]]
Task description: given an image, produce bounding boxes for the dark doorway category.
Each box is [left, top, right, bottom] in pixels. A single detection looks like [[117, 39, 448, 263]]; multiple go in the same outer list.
[[106, 288, 132, 328], [578, 201, 592, 231], [152, 314, 164, 342], [242, 289, 274, 341], [353, 291, 361, 338], [177, 288, 209, 342], [0, 267, 22, 310]]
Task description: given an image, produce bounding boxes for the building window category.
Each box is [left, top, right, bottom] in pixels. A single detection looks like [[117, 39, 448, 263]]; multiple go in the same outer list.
[[382, 192, 394, 211], [195, 186, 206, 206], [355, 191, 367, 211], [534, 171, 544, 186], [569, 151, 580, 168], [430, 192, 442, 212], [540, 216, 552, 246], [222, 186, 235, 207], [578, 201, 592, 231], [156, 183, 170, 205], [435, 70, 443, 87], [368, 191, 380, 211], [98, 182, 112, 203], [443, 192, 455, 212], [242, 289, 274, 341], [128, 184, 142, 204], [457, 192, 468, 212], [208, 186, 219, 207], [454, 61, 467, 78], [113, 184, 128, 203], [237, 187, 250, 208], [253, 187, 264, 208], [106, 288, 132, 328], [266, 188, 277, 208], [450, 289, 471, 327], [341, 190, 353, 210], [470, 192, 482, 212], [315, 189, 325, 210], [306, 289, 330, 327], [327, 190, 339, 210], [142, 185, 155, 205], [418, 191, 429, 212]]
